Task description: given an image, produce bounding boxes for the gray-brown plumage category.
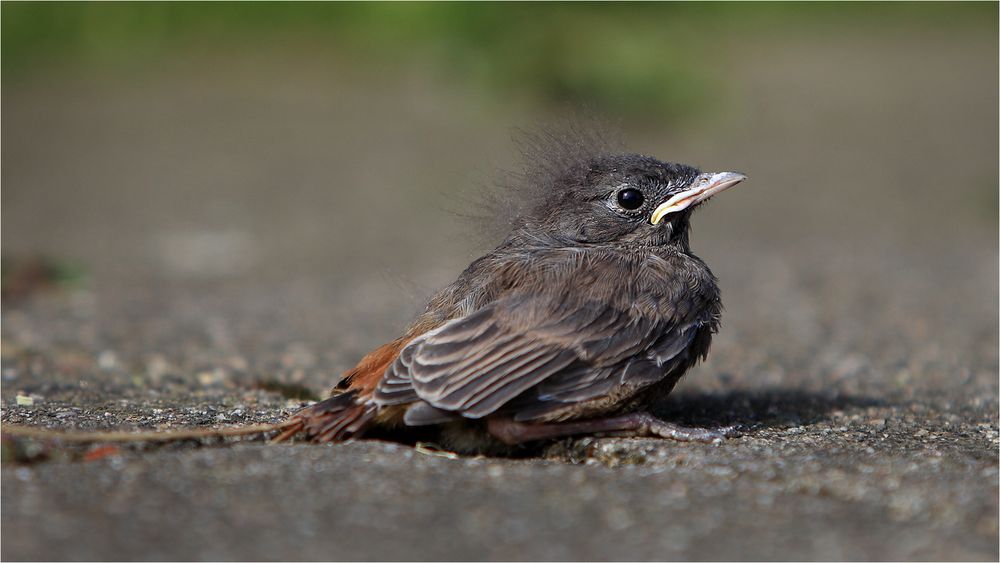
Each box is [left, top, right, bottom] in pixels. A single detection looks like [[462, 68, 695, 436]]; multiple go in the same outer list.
[[275, 134, 745, 453]]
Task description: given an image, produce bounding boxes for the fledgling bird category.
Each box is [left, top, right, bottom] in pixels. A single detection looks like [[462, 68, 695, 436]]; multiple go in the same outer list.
[[275, 136, 745, 454]]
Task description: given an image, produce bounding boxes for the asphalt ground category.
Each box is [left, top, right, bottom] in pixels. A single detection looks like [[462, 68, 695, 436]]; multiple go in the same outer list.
[[2, 29, 997, 560]]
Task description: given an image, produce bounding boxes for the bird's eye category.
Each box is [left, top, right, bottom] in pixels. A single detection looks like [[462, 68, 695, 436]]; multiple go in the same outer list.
[[616, 188, 645, 210]]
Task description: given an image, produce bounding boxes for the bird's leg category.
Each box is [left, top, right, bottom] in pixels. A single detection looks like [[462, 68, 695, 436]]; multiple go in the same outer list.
[[487, 412, 731, 446]]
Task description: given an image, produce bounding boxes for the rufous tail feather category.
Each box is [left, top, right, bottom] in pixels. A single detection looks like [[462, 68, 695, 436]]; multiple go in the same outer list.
[[271, 390, 376, 443]]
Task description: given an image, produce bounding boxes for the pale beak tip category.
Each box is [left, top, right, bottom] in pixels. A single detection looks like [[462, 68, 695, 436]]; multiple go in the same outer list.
[[716, 171, 747, 183], [648, 170, 747, 225]]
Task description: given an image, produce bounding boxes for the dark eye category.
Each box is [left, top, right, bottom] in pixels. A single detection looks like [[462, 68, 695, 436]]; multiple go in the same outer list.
[[616, 188, 645, 210]]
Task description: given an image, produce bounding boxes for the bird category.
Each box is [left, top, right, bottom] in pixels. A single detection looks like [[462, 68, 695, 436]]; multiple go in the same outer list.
[[274, 133, 745, 454]]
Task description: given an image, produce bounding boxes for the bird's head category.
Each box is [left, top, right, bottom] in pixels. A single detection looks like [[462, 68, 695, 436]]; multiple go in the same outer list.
[[517, 154, 745, 249]]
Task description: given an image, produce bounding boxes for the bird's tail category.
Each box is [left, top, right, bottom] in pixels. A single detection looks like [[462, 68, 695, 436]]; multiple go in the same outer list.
[[271, 390, 376, 443]]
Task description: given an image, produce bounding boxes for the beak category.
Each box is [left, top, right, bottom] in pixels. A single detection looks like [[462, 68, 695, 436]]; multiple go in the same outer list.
[[650, 172, 746, 225]]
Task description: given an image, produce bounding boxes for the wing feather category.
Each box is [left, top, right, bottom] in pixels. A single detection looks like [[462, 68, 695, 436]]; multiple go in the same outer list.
[[374, 293, 706, 421]]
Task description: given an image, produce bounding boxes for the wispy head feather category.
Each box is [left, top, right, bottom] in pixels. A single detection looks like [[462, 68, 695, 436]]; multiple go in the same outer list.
[[469, 117, 626, 246]]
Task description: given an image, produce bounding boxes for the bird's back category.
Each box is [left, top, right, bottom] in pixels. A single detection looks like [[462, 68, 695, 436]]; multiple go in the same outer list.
[[371, 244, 721, 424]]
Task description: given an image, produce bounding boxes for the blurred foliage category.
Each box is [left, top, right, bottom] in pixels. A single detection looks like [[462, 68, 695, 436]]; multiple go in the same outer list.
[[1, 256, 88, 301], [2, 2, 995, 121]]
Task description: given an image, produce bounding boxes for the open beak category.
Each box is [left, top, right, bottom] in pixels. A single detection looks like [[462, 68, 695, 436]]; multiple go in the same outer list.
[[649, 171, 746, 225]]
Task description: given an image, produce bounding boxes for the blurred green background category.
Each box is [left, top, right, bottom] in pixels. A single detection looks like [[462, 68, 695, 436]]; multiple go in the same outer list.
[[3, 2, 995, 122], [2, 1, 997, 290]]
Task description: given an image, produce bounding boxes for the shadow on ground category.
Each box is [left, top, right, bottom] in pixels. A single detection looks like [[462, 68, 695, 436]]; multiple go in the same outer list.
[[655, 388, 886, 430]]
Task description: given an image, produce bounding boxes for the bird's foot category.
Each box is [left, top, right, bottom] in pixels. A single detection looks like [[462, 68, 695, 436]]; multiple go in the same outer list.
[[615, 412, 734, 442], [487, 412, 736, 446]]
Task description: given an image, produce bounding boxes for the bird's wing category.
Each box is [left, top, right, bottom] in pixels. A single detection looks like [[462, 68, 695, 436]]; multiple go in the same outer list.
[[532, 323, 698, 401], [374, 293, 694, 419]]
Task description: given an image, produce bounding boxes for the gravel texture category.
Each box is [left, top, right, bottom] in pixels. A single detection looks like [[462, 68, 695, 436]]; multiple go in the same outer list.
[[2, 29, 998, 561]]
